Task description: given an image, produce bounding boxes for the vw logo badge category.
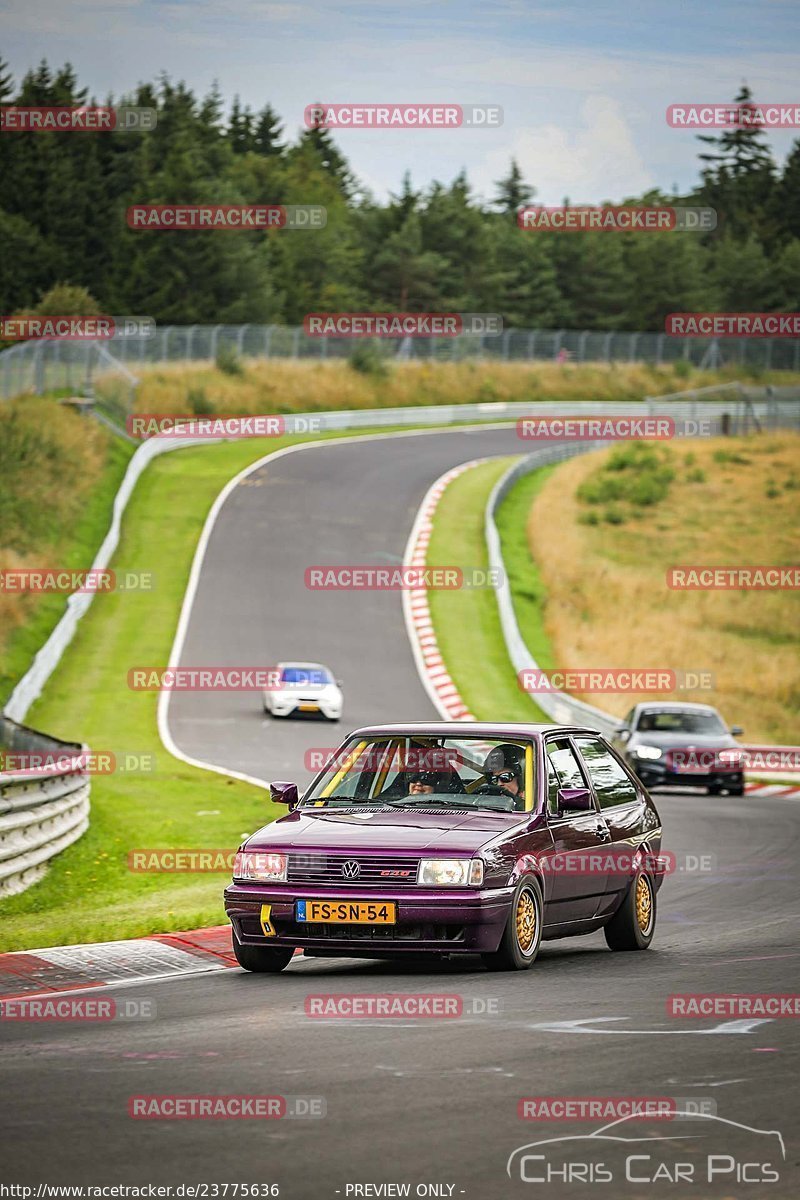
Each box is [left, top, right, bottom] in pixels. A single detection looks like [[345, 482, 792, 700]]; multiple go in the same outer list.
[[342, 860, 360, 879]]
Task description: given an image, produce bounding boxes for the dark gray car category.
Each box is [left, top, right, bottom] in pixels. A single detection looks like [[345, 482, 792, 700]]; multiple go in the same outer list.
[[611, 702, 744, 796]]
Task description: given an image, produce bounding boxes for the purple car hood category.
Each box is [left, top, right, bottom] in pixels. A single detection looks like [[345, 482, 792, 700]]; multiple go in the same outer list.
[[245, 806, 526, 855]]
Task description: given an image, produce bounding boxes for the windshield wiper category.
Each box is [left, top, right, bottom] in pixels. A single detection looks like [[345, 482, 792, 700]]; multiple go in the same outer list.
[[385, 796, 464, 807]]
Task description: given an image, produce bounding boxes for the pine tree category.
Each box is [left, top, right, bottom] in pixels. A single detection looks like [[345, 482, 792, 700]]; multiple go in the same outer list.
[[493, 159, 534, 213], [697, 85, 776, 240], [253, 105, 285, 158]]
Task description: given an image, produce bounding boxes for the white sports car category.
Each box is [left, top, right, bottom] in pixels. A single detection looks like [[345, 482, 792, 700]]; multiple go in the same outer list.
[[264, 661, 343, 721]]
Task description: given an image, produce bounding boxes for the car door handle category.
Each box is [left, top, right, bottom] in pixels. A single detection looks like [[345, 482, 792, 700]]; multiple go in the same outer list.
[[594, 824, 612, 841]]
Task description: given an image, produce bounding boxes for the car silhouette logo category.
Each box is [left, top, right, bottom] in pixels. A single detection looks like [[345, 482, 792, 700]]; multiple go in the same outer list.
[[342, 860, 360, 879]]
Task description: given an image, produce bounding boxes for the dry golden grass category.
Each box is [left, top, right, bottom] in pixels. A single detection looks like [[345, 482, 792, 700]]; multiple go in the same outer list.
[[526, 434, 800, 743], [0, 397, 108, 667], [130, 359, 792, 417]]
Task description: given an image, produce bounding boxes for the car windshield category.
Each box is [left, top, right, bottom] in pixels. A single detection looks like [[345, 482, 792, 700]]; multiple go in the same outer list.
[[636, 710, 727, 734], [302, 735, 533, 813], [281, 667, 331, 686]]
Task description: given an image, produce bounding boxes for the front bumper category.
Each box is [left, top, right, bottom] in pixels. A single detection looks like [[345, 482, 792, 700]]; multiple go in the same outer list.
[[224, 882, 513, 954], [629, 758, 744, 791], [264, 692, 342, 719]]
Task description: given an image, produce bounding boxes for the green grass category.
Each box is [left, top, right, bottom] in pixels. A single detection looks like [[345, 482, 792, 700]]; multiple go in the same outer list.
[[576, 441, 675, 519], [1, 438, 293, 951], [493, 466, 560, 670], [426, 459, 552, 723], [1, 435, 135, 704]]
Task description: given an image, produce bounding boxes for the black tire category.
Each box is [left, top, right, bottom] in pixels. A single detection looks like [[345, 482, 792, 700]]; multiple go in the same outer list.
[[604, 866, 656, 951], [232, 933, 294, 973], [481, 877, 543, 971], [708, 783, 723, 795]]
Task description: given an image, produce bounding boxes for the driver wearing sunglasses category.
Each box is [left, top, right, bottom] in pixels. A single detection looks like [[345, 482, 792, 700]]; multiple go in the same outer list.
[[483, 745, 525, 806]]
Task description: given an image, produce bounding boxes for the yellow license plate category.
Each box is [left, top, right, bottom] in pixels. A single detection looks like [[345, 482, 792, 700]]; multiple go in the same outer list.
[[298, 703, 319, 712], [297, 899, 397, 924]]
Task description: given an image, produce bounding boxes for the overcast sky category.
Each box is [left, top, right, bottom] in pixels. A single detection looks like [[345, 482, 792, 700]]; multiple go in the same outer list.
[[2, 0, 799, 204]]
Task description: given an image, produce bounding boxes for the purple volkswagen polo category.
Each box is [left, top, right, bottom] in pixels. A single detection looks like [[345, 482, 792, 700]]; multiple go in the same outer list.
[[224, 723, 665, 973]]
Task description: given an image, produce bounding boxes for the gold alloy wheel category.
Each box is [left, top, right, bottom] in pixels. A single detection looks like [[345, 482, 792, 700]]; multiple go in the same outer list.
[[635, 874, 653, 933], [515, 889, 537, 953]]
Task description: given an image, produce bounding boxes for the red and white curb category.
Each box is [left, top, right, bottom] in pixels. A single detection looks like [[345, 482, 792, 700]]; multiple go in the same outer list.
[[744, 781, 800, 798], [402, 459, 492, 721], [0, 925, 237, 1001]]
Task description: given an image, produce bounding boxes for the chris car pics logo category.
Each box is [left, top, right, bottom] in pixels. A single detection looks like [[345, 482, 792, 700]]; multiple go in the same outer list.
[[506, 1112, 784, 1185]]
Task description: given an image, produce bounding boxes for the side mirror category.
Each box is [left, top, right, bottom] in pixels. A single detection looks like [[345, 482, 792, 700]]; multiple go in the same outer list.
[[336, 679, 343, 687], [558, 786, 594, 812], [730, 725, 743, 737], [617, 728, 631, 743], [270, 780, 299, 809]]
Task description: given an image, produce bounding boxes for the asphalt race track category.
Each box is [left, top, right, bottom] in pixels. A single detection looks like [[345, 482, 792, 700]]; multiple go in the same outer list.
[[167, 425, 525, 782], [2, 427, 799, 1197]]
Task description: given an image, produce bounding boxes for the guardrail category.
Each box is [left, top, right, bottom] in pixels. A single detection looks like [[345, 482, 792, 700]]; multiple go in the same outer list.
[[0, 716, 90, 898], [485, 445, 623, 737]]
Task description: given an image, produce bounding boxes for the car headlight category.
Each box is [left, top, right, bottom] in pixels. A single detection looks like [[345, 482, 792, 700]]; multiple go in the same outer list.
[[418, 858, 484, 886], [634, 745, 662, 760], [233, 850, 287, 882]]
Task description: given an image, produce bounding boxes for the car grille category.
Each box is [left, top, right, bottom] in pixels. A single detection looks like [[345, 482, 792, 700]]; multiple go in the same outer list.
[[280, 920, 465, 943], [286, 853, 421, 886]]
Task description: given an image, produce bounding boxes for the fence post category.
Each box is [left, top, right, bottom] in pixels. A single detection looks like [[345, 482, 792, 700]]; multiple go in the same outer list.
[[210, 324, 223, 359], [603, 332, 613, 362], [236, 324, 249, 355], [628, 333, 639, 362], [33, 340, 45, 394], [578, 330, 588, 362], [264, 326, 274, 359], [292, 326, 301, 358], [655, 333, 664, 366], [528, 331, 536, 360]]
